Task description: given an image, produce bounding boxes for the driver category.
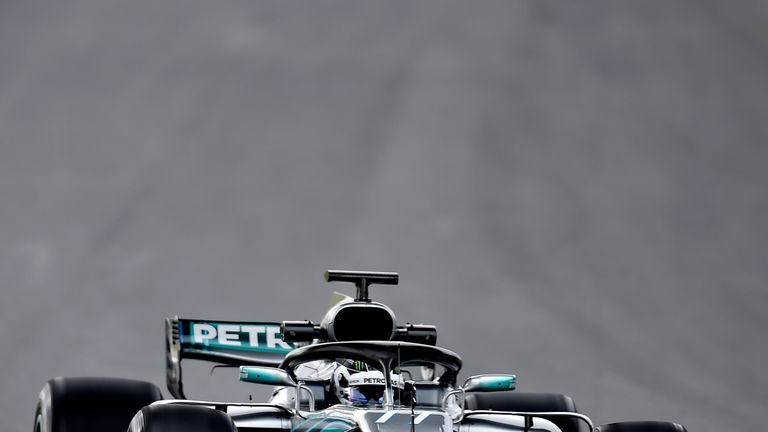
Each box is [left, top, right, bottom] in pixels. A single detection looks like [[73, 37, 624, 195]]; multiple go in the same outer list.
[[333, 366, 404, 406]]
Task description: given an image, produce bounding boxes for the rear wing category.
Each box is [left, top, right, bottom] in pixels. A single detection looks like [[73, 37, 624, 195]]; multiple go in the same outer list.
[[165, 317, 298, 399]]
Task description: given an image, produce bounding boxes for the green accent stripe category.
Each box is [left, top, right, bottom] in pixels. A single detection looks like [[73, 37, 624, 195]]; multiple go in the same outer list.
[[185, 342, 292, 354]]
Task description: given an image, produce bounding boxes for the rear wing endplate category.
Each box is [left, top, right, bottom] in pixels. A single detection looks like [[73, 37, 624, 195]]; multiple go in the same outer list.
[[166, 317, 298, 399]]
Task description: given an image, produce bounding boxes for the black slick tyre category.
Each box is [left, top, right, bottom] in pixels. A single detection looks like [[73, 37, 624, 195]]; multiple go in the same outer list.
[[464, 392, 583, 432], [597, 421, 688, 432], [128, 404, 237, 432], [35, 377, 163, 432]]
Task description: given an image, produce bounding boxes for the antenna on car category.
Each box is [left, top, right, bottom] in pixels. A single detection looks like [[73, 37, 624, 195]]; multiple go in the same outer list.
[[324, 270, 399, 301]]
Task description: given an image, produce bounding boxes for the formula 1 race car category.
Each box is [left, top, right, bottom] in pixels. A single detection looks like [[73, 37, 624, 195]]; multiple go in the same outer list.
[[34, 270, 688, 432]]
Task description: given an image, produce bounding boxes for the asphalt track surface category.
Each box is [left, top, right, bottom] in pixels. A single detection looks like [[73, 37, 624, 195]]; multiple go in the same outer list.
[[1, 1, 767, 431]]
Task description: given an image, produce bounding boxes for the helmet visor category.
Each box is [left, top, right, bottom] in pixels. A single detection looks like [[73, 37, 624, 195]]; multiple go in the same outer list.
[[348, 386, 384, 405]]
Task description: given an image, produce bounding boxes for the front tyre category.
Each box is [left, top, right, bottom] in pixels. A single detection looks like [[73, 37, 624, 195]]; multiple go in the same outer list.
[[128, 404, 237, 432], [35, 377, 163, 432], [464, 392, 583, 432], [597, 421, 687, 432]]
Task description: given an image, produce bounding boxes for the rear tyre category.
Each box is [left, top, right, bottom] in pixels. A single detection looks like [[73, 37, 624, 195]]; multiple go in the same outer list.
[[597, 421, 687, 432], [128, 404, 237, 432], [35, 377, 163, 432], [464, 392, 583, 432]]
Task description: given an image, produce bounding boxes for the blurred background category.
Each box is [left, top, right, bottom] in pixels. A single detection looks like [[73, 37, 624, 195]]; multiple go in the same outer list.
[[1, 1, 767, 431]]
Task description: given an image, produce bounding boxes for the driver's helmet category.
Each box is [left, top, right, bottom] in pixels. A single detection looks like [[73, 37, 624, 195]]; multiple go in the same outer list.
[[347, 371, 387, 405], [335, 367, 404, 406], [332, 362, 364, 402]]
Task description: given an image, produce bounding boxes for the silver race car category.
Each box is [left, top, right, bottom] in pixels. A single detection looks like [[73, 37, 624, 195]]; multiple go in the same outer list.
[[34, 270, 687, 432]]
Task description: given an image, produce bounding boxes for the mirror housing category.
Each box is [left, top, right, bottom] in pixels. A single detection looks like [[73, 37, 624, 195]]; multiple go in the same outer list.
[[239, 366, 295, 386], [462, 374, 517, 392], [442, 374, 518, 424], [239, 366, 316, 413]]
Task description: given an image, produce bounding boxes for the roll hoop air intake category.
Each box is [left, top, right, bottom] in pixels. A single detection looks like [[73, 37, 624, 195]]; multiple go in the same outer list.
[[280, 270, 437, 345]]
